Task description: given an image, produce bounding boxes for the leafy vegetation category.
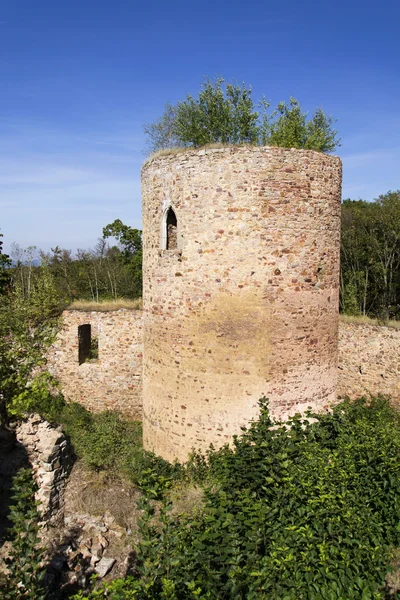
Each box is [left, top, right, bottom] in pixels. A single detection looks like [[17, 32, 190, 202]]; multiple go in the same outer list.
[[144, 77, 340, 155], [4, 396, 400, 598], [58, 405, 145, 478], [341, 190, 400, 320], [8, 219, 142, 305], [35, 398, 181, 498], [1, 468, 46, 599], [72, 396, 400, 599], [102, 219, 142, 299], [0, 265, 62, 425], [0, 232, 11, 295]]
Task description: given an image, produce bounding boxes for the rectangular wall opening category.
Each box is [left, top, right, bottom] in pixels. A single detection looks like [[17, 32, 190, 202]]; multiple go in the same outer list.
[[78, 324, 99, 364]]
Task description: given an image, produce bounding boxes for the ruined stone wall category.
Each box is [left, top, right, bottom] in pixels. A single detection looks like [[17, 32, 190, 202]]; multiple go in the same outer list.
[[17, 415, 74, 523], [338, 321, 400, 400], [142, 146, 342, 462], [47, 309, 143, 419]]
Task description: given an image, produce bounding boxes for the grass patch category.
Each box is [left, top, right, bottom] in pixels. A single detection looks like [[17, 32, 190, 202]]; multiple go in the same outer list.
[[67, 298, 142, 312], [340, 313, 400, 329], [64, 462, 140, 533], [34, 396, 182, 499]]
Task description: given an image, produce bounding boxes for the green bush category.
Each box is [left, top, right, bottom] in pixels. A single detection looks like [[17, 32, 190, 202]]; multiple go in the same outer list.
[[64, 409, 142, 471], [76, 396, 400, 599], [63, 407, 182, 493], [1, 468, 46, 600], [36, 397, 181, 495]]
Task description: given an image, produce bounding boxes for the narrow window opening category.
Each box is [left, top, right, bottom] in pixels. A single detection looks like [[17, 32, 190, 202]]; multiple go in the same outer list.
[[166, 208, 178, 250], [78, 324, 99, 364]]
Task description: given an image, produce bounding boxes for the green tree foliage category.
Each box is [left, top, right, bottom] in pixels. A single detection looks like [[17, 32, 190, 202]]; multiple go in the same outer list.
[[2, 468, 46, 599], [41, 241, 129, 303], [143, 102, 180, 155], [0, 266, 62, 425], [341, 191, 400, 319], [172, 78, 260, 147], [74, 396, 400, 599], [144, 77, 340, 154], [40, 245, 75, 300], [0, 232, 11, 295], [266, 99, 339, 152], [10, 220, 143, 303], [103, 219, 142, 298]]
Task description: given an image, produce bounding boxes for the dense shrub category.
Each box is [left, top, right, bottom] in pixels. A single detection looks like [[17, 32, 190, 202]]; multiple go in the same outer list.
[[63, 408, 143, 472], [75, 396, 400, 599], [36, 398, 181, 495], [1, 468, 46, 599]]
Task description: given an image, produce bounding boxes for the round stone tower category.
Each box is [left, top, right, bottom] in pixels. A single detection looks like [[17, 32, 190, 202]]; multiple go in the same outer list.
[[141, 146, 342, 462]]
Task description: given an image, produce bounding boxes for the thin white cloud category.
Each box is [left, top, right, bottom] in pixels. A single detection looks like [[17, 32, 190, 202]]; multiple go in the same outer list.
[[1, 178, 140, 208], [0, 120, 144, 252], [341, 145, 400, 200], [341, 148, 395, 168], [0, 163, 98, 187]]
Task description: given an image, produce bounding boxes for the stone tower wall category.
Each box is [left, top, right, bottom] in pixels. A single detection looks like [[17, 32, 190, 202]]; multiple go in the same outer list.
[[46, 312, 400, 433], [47, 309, 143, 419], [338, 321, 400, 400], [141, 146, 342, 462]]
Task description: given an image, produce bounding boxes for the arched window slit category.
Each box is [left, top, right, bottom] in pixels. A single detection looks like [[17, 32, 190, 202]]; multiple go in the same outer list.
[[166, 207, 178, 250]]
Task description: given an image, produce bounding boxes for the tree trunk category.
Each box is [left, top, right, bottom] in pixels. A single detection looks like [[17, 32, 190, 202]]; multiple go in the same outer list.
[[363, 269, 368, 316]]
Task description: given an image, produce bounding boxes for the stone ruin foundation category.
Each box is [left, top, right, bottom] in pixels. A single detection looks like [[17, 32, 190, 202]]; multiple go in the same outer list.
[[16, 415, 74, 523]]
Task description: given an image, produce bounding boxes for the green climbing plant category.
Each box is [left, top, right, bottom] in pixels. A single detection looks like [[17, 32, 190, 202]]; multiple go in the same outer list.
[[2, 468, 46, 599]]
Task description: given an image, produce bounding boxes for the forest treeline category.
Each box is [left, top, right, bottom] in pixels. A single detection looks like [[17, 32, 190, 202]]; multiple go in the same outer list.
[[1, 189, 400, 319], [341, 190, 400, 320], [2, 219, 142, 304]]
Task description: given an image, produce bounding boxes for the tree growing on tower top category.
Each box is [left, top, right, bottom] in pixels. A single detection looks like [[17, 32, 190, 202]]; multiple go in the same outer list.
[[144, 77, 340, 155]]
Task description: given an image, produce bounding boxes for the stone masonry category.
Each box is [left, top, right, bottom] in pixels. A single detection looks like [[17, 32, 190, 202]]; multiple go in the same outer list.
[[46, 315, 400, 432], [338, 321, 400, 401], [47, 309, 143, 419], [44, 146, 400, 463], [16, 415, 74, 522], [141, 146, 342, 461]]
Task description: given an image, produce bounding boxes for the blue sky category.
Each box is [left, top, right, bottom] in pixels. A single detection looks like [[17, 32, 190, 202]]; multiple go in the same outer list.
[[1, 0, 399, 254]]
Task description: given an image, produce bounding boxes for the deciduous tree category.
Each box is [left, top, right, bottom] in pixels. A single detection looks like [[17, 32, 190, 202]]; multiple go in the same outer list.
[[144, 77, 340, 155], [0, 268, 61, 426], [340, 191, 400, 320], [0, 232, 11, 295], [103, 219, 142, 297]]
